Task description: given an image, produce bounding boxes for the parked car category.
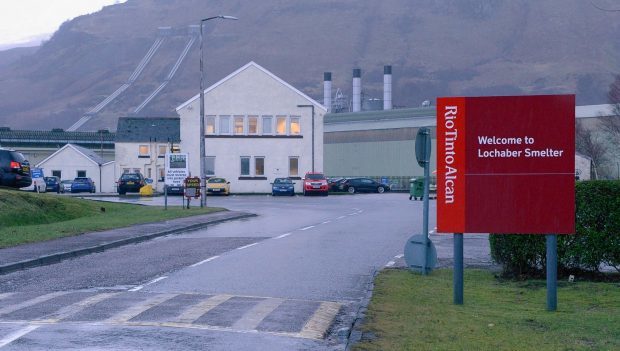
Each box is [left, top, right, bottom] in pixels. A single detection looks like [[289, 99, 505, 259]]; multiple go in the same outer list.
[[0, 148, 32, 189], [339, 177, 390, 194], [271, 177, 295, 196], [302, 172, 329, 196], [206, 177, 230, 195], [71, 177, 96, 193], [44, 176, 61, 193], [20, 167, 46, 192], [328, 177, 347, 192], [117, 173, 145, 195], [60, 180, 73, 193]]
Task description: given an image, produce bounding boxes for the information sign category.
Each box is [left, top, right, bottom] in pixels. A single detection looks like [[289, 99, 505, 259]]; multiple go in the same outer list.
[[184, 176, 201, 199], [436, 95, 575, 234], [165, 153, 189, 188]]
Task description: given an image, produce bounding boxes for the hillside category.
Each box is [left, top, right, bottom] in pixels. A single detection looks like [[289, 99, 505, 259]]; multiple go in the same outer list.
[[0, 0, 619, 131]]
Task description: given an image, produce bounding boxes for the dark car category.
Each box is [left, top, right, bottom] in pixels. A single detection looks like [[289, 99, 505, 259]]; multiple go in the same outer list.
[[271, 177, 295, 196], [328, 177, 347, 192], [0, 148, 32, 188], [339, 177, 390, 194], [44, 176, 61, 193], [117, 173, 145, 195], [71, 177, 96, 193]]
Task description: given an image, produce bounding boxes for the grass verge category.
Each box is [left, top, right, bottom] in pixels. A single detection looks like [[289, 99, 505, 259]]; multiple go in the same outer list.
[[353, 269, 619, 351], [0, 189, 224, 248]]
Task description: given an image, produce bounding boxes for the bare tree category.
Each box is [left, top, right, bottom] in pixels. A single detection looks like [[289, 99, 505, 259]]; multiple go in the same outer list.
[[576, 120, 608, 179], [604, 74, 620, 142]]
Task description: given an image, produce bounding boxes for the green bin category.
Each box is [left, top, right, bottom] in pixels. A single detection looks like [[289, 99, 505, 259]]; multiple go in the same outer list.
[[409, 178, 425, 200]]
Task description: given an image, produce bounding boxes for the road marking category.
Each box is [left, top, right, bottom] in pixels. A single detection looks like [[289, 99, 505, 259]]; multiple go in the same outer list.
[[386, 261, 396, 267], [0, 293, 14, 301], [336, 216, 346, 220], [274, 233, 291, 239], [35, 292, 120, 322], [190, 256, 220, 267], [298, 301, 341, 339], [129, 276, 168, 292], [321, 220, 331, 224], [0, 292, 68, 316], [232, 297, 285, 330], [395, 254, 404, 259], [237, 243, 259, 250], [348, 212, 358, 216], [176, 294, 232, 324], [299, 225, 315, 231], [0, 325, 40, 347], [106, 293, 177, 323]]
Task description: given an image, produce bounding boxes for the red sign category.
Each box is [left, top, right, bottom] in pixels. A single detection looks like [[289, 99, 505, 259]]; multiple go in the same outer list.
[[437, 95, 575, 234]]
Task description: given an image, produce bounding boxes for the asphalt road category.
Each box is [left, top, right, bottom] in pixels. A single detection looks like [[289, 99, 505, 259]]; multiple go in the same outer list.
[[0, 193, 492, 350]]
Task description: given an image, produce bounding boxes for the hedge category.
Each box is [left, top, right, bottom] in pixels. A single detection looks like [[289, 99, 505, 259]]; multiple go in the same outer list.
[[490, 180, 620, 277]]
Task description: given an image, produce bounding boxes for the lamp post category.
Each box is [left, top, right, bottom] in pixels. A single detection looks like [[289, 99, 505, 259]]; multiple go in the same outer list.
[[199, 15, 238, 207], [297, 104, 315, 172]]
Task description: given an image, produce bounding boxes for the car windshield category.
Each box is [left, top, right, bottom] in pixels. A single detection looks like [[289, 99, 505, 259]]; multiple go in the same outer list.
[[121, 174, 141, 181], [208, 178, 226, 183], [274, 178, 291, 184], [306, 173, 325, 180], [74, 178, 89, 183]]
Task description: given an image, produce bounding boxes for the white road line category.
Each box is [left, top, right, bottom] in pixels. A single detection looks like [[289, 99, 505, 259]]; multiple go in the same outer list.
[[385, 261, 396, 267], [190, 256, 220, 267], [0, 325, 40, 348], [395, 254, 404, 259], [129, 276, 168, 292], [299, 226, 315, 231], [321, 220, 332, 224], [348, 213, 358, 216], [237, 243, 259, 250], [336, 216, 346, 220], [274, 233, 292, 239]]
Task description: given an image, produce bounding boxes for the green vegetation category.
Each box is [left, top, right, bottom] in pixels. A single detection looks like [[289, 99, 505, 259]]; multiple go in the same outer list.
[[0, 189, 224, 248], [353, 269, 619, 351], [490, 180, 620, 276]]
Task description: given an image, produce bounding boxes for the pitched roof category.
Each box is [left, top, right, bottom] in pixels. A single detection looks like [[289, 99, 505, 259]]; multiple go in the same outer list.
[[37, 143, 112, 167], [115, 117, 180, 143], [176, 61, 327, 112]]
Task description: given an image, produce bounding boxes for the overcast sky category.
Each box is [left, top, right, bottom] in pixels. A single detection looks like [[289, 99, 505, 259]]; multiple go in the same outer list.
[[0, 0, 126, 50]]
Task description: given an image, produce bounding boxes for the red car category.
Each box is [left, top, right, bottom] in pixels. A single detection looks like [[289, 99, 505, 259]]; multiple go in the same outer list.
[[302, 172, 329, 196]]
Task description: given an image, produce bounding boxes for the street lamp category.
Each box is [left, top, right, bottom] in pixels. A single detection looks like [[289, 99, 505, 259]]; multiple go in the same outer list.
[[297, 104, 315, 172], [199, 15, 238, 207]]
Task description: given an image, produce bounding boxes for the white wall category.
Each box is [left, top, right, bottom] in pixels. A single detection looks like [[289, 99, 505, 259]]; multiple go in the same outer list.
[[178, 63, 325, 193], [115, 142, 168, 192]]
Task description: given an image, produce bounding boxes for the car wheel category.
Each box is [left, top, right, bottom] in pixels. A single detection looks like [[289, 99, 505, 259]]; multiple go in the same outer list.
[[290, 191, 295, 196], [409, 195, 412, 200], [348, 187, 355, 194], [377, 186, 385, 193]]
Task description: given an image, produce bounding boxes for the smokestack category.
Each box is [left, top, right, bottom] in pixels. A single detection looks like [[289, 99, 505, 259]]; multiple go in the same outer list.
[[323, 72, 332, 113], [352, 68, 361, 112], [383, 65, 392, 110]]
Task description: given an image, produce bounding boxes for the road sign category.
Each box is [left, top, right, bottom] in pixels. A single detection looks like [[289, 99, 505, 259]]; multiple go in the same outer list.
[[184, 176, 200, 199], [165, 153, 189, 187], [436, 95, 575, 234], [415, 127, 431, 167]]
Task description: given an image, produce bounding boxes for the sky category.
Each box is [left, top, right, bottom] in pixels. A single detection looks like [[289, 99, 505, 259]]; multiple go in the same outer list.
[[0, 0, 127, 50]]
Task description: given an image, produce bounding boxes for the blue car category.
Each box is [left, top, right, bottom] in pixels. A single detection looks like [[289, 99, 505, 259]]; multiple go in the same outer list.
[[271, 177, 295, 196], [71, 177, 96, 193]]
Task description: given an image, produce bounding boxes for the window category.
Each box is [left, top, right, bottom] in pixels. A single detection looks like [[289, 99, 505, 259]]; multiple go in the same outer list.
[[52, 170, 61, 178], [248, 116, 258, 134], [255, 157, 265, 176], [262, 116, 273, 134], [123, 168, 130, 174], [77, 170, 86, 177], [276, 116, 287, 135], [219, 115, 231, 134], [158, 145, 167, 156], [159, 167, 165, 181], [206, 116, 216, 134], [234, 116, 245, 134], [289, 157, 299, 176], [205, 156, 215, 176], [240, 157, 250, 176], [290, 117, 301, 135], [139, 145, 149, 156]]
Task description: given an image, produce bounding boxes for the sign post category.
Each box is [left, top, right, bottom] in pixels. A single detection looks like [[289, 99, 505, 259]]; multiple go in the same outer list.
[[437, 95, 575, 309]]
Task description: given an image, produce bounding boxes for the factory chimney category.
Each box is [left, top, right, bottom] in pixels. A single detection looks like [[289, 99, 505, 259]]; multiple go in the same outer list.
[[323, 72, 332, 113], [352, 68, 361, 112], [383, 65, 392, 110]]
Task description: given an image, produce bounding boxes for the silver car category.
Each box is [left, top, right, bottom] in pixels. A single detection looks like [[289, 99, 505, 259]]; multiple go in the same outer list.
[[60, 180, 73, 193]]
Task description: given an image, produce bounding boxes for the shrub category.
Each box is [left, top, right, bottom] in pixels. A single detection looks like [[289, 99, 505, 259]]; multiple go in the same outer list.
[[490, 180, 620, 277]]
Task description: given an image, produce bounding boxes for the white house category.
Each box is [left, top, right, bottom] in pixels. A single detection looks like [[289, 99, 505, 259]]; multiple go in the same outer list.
[[36, 143, 116, 192], [115, 117, 180, 193], [176, 61, 327, 193]]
